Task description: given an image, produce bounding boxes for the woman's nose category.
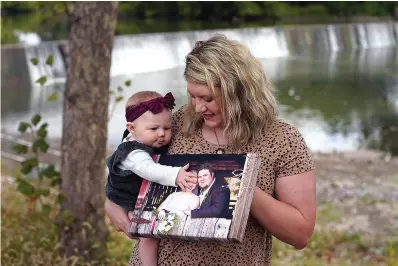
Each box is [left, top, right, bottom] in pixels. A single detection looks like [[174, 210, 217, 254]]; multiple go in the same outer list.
[[194, 100, 206, 113]]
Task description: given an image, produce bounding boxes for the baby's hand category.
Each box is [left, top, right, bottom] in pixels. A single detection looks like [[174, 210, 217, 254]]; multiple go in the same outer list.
[[176, 163, 197, 191]]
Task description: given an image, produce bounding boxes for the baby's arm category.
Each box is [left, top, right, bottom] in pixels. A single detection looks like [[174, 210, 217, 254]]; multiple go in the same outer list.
[[120, 149, 180, 187]]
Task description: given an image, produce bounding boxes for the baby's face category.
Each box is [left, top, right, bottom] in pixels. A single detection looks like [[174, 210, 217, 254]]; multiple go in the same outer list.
[[129, 109, 172, 148]]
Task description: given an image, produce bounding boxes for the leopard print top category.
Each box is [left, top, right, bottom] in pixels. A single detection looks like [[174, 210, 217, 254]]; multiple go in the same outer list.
[[128, 106, 315, 266]]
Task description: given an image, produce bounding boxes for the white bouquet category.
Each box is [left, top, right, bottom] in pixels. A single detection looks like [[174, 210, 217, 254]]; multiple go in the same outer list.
[[156, 211, 179, 234]]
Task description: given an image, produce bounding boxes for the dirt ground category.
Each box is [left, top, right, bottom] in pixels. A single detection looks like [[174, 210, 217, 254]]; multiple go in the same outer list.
[[314, 151, 398, 237]]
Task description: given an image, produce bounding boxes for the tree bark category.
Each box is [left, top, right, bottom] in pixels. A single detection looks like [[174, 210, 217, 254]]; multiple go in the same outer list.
[[59, 1, 118, 261]]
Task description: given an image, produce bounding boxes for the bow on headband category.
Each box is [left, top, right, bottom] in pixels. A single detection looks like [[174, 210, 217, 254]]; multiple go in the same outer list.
[[125, 92, 176, 122]]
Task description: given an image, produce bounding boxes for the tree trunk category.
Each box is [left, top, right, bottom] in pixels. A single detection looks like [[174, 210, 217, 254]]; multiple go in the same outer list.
[[59, 1, 118, 261]]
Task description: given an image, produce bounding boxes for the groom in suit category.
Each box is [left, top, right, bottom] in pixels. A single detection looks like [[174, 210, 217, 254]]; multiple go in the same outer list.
[[184, 163, 230, 219]]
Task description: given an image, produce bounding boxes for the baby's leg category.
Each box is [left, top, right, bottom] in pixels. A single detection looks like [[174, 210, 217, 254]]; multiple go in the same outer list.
[[139, 238, 159, 266]]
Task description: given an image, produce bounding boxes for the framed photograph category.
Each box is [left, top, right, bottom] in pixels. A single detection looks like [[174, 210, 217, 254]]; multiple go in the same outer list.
[[128, 153, 261, 243]]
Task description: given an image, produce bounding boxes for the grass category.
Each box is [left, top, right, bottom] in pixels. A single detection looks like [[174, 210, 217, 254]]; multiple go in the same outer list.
[[272, 232, 398, 266], [1, 162, 397, 265], [272, 202, 398, 266], [1, 162, 134, 266]]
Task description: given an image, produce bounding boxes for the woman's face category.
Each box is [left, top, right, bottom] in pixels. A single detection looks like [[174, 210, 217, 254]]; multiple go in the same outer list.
[[187, 81, 223, 129]]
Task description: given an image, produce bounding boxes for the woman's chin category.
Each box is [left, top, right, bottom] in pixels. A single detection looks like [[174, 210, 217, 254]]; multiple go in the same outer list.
[[203, 119, 222, 129]]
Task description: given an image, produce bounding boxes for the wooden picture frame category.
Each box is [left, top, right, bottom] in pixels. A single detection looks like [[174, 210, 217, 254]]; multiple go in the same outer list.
[[128, 153, 260, 243]]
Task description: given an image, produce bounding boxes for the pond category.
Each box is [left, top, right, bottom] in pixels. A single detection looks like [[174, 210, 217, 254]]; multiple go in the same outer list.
[[1, 25, 398, 155]]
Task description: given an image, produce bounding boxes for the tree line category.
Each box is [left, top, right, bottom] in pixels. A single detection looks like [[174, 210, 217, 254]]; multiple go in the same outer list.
[[2, 1, 397, 22]]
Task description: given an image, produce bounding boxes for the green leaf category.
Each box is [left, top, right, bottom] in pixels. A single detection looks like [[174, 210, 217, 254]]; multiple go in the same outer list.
[[35, 76, 47, 85], [91, 241, 101, 249], [32, 138, 49, 153], [21, 158, 39, 174], [13, 144, 28, 154], [31, 114, 41, 126], [41, 165, 60, 180], [42, 204, 52, 215], [116, 96, 124, 103], [60, 209, 74, 225], [38, 188, 50, 197], [117, 86, 123, 92], [47, 92, 58, 102], [30, 57, 39, 65], [37, 123, 48, 138], [16, 178, 35, 196], [21, 164, 33, 175], [108, 90, 115, 95], [51, 177, 61, 186], [125, 80, 132, 87], [45, 55, 54, 66], [18, 122, 30, 133], [55, 194, 65, 204]]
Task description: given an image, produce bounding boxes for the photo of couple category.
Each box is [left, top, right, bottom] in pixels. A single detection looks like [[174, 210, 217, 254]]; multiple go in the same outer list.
[[129, 154, 260, 242]]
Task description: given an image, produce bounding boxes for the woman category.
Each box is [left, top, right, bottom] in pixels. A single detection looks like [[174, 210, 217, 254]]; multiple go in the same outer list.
[[105, 34, 316, 265]]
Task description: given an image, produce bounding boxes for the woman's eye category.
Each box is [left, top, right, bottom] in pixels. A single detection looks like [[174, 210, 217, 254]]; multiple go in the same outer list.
[[204, 98, 213, 102], [151, 128, 157, 130]]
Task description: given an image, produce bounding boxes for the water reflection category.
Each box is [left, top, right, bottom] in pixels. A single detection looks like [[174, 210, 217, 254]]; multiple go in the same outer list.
[[1, 48, 397, 155]]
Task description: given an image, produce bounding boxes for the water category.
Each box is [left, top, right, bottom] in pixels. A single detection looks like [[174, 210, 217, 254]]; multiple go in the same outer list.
[[1, 23, 398, 155], [14, 23, 397, 86]]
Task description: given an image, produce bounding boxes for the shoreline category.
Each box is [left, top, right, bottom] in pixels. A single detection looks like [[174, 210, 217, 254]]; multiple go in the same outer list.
[[2, 130, 397, 164], [2, 129, 397, 161]]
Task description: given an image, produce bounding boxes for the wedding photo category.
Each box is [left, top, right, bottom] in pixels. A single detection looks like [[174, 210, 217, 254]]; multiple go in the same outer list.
[[128, 154, 260, 242]]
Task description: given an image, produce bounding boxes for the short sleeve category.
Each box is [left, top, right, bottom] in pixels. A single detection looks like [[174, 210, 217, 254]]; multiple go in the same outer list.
[[275, 124, 315, 178]]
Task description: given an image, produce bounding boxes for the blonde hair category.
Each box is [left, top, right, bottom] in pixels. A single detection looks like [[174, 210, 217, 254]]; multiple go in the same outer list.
[[183, 34, 278, 149], [125, 90, 162, 108]]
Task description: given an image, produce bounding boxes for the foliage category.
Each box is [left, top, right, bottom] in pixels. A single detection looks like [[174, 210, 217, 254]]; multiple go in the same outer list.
[[9, 53, 129, 260], [12, 53, 129, 207], [2, 177, 396, 265], [108, 79, 130, 120], [3, 1, 396, 21], [11, 55, 62, 216], [2, 1, 396, 44], [1, 179, 133, 266]]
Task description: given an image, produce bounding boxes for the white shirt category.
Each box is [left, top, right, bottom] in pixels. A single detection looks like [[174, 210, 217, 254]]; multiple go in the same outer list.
[[199, 179, 215, 206], [118, 136, 180, 187]]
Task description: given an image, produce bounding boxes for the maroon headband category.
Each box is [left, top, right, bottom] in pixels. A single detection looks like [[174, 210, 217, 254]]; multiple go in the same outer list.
[[125, 92, 176, 122]]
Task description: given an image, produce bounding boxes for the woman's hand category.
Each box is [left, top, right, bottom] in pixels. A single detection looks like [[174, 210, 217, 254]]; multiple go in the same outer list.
[[104, 198, 135, 239]]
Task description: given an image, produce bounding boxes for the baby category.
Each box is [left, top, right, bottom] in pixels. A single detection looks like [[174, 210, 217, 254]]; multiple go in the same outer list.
[[105, 90, 197, 266]]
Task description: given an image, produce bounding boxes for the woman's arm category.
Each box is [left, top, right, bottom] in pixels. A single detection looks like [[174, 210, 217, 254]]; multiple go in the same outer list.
[[250, 170, 316, 249], [104, 198, 136, 239]]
